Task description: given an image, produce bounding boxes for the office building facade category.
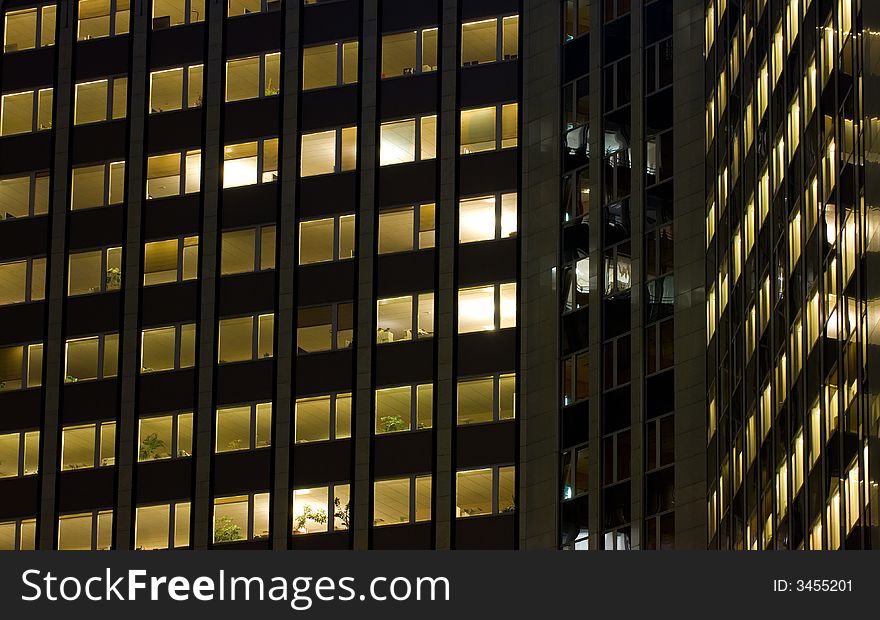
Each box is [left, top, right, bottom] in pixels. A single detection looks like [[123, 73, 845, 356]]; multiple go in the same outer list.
[[706, 0, 880, 549], [0, 0, 708, 551]]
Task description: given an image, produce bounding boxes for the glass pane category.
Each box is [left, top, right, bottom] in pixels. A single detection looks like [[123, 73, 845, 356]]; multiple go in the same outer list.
[[135, 505, 170, 550], [501, 103, 518, 148], [225, 56, 260, 102], [380, 119, 416, 166], [461, 19, 497, 65], [0, 433, 20, 478], [460, 107, 496, 154], [253, 492, 270, 539], [295, 396, 330, 443], [188, 65, 203, 107], [303, 43, 337, 90], [457, 377, 494, 424], [260, 226, 276, 270], [382, 31, 416, 78], [341, 126, 357, 170], [71, 165, 106, 210], [459, 196, 496, 243], [216, 406, 251, 452], [339, 214, 355, 260], [292, 487, 329, 534], [223, 142, 258, 188], [218, 316, 254, 363], [264, 52, 281, 95], [335, 393, 351, 439], [174, 502, 191, 547], [500, 282, 517, 328], [58, 514, 92, 550], [138, 416, 173, 461], [258, 314, 274, 358], [374, 478, 410, 526], [141, 326, 176, 372], [0, 175, 31, 219], [333, 484, 350, 530], [458, 285, 495, 333], [342, 41, 358, 84], [4, 9, 37, 52], [502, 15, 519, 60], [150, 67, 183, 113], [499, 465, 516, 512], [418, 292, 434, 337], [377, 296, 413, 343], [378, 207, 414, 254], [23, 431, 39, 474], [420, 115, 437, 159], [416, 383, 433, 429], [0, 261, 27, 305], [255, 403, 272, 448], [456, 469, 492, 517], [177, 413, 193, 457], [146, 153, 181, 199], [301, 130, 336, 177], [213, 496, 247, 543], [143, 239, 179, 285], [499, 373, 516, 419], [65, 337, 99, 382], [299, 218, 334, 264], [62, 425, 95, 470], [415, 475, 432, 521], [375, 385, 412, 433], [297, 306, 332, 352], [221, 229, 256, 275], [180, 323, 196, 367], [421, 28, 438, 72], [501, 193, 517, 238], [1, 91, 34, 136], [74, 80, 108, 125], [419, 203, 435, 248], [100, 422, 115, 466]]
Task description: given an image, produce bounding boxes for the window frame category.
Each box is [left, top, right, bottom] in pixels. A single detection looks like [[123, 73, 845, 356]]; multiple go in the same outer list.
[[297, 214, 355, 265], [137, 410, 193, 461], [57, 509, 113, 550], [149, 63, 204, 113], [215, 401, 272, 453], [380, 27, 438, 79], [0, 429, 40, 478], [140, 322, 196, 374], [0, 87, 53, 135], [76, 0, 130, 41], [296, 302, 354, 354], [460, 14, 519, 66], [374, 382, 434, 434], [60, 420, 117, 471], [151, 0, 206, 29], [143, 235, 200, 285], [212, 492, 270, 544], [456, 372, 516, 426], [64, 332, 118, 383], [0, 256, 46, 306], [217, 313, 274, 364], [293, 391, 352, 443], [3, 4, 56, 53], [455, 464, 516, 518], [0, 342, 43, 392], [0, 171, 50, 221], [67, 245, 122, 296], [134, 501, 191, 550], [376, 292, 434, 344], [291, 482, 350, 535], [373, 474, 432, 527]]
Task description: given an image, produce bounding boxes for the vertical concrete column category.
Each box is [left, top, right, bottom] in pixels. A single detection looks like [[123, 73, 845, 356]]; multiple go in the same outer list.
[[38, 0, 74, 550], [586, 0, 603, 551], [434, 0, 458, 550], [672, 0, 708, 549], [271, 0, 301, 552], [192, 0, 224, 549], [518, 0, 561, 550], [353, 0, 378, 550], [628, 0, 645, 551], [114, 0, 149, 549]]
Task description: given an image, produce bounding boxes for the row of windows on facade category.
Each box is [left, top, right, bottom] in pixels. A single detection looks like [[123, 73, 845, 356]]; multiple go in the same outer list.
[[0, 464, 515, 549], [0, 193, 514, 306], [0, 377, 514, 480], [4, 1, 518, 74], [0, 281, 515, 387]]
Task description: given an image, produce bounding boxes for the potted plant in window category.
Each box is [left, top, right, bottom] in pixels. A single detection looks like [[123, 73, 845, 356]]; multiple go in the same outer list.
[[138, 433, 167, 460], [105, 266, 122, 289], [333, 497, 350, 529], [294, 505, 327, 534], [379, 415, 407, 433], [213, 515, 242, 543]]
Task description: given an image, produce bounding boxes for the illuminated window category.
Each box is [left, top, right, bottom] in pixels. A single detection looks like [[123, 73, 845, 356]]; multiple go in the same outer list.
[[376, 293, 434, 343], [296, 303, 353, 353], [562, 350, 590, 405], [302, 40, 358, 90], [459, 193, 517, 243], [151, 0, 205, 28], [216, 402, 272, 453], [220, 226, 276, 274], [74, 76, 127, 125], [217, 314, 274, 363], [227, 0, 281, 18], [67, 246, 121, 296], [379, 115, 436, 165], [300, 127, 357, 176], [0, 87, 53, 135], [456, 465, 515, 517], [149, 65, 203, 113], [0, 343, 43, 391], [0, 430, 39, 478], [381, 28, 438, 78], [458, 282, 516, 333], [460, 103, 517, 154], [146, 150, 201, 198], [375, 383, 433, 434], [213, 493, 270, 543], [294, 392, 351, 443], [135, 502, 190, 550], [298, 214, 355, 264], [137, 411, 193, 461], [292, 484, 350, 534], [374, 475, 432, 526], [0, 257, 45, 306], [70, 161, 125, 210], [0, 172, 50, 220], [457, 373, 515, 425], [225, 52, 281, 102], [61, 421, 116, 470], [58, 510, 113, 550], [144, 236, 199, 285], [77, 0, 129, 40], [461, 15, 518, 66], [563, 0, 590, 41], [378, 203, 435, 254], [140, 323, 195, 373], [0, 518, 36, 550], [3, 5, 56, 52], [64, 333, 118, 383], [223, 138, 278, 187]]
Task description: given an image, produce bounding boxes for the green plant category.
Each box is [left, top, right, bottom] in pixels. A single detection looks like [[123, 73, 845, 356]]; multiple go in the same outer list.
[[379, 415, 407, 433], [333, 497, 350, 529], [105, 267, 122, 289], [226, 438, 244, 450], [265, 78, 279, 96], [65, 375, 78, 383], [294, 504, 328, 532], [139, 433, 167, 460], [213, 516, 242, 542], [500, 504, 516, 513]]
